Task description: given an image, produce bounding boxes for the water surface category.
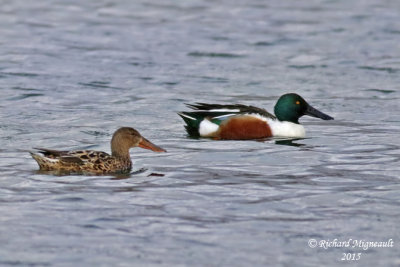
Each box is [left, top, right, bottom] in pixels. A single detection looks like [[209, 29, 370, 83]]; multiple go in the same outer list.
[[0, 0, 399, 266]]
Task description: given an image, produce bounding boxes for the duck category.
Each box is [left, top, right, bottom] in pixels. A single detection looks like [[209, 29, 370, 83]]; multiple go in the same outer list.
[[178, 93, 333, 140], [30, 127, 166, 174]]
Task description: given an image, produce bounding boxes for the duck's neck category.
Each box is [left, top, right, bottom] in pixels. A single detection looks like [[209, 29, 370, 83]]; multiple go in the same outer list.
[[274, 112, 300, 124], [274, 105, 301, 124], [111, 140, 131, 160]]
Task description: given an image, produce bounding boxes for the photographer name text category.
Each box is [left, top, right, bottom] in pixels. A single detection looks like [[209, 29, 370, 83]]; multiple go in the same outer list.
[[308, 238, 394, 250]]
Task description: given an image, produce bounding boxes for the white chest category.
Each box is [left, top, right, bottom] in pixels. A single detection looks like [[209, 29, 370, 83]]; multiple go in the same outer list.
[[267, 119, 306, 138]]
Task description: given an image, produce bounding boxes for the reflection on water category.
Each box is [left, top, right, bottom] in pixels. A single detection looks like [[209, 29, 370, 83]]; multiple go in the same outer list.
[[274, 138, 306, 147], [34, 167, 149, 180], [0, 0, 399, 266]]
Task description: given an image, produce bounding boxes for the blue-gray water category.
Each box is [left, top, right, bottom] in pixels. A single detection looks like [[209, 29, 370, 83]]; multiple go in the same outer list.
[[0, 0, 399, 266]]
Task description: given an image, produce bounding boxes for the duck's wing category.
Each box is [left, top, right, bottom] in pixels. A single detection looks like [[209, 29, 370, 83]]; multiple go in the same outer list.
[[184, 103, 275, 119], [64, 150, 112, 164], [33, 147, 69, 157], [33, 148, 111, 164]]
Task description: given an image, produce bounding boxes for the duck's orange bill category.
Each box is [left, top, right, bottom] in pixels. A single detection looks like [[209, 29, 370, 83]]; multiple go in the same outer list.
[[139, 137, 166, 152]]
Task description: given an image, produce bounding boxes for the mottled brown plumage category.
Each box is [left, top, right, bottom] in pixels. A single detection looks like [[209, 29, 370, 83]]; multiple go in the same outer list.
[[30, 127, 166, 174]]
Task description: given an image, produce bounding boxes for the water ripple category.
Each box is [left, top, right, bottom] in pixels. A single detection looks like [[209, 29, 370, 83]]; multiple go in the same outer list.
[[0, 0, 399, 266], [187, 52, 246, 58]]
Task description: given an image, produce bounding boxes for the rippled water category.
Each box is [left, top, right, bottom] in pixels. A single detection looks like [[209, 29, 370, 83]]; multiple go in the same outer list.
[[1, 0, 399, 266]]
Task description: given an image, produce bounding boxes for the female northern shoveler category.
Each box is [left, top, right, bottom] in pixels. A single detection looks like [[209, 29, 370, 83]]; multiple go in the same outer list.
[[178, 93, 334, 140], [30, 127, 166, 174]]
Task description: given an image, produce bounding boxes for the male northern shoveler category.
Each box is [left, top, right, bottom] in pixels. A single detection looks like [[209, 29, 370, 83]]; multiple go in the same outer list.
[[178, 93, 334, 140], [30, 127, 166, 174]]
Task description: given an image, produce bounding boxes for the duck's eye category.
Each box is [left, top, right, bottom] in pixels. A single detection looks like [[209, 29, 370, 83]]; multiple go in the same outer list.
[[296, 101, 300, 105]]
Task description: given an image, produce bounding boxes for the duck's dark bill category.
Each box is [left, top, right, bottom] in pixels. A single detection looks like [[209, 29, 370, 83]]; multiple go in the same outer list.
[[139, 138, 167, 152], [305, 105, 334, 120]]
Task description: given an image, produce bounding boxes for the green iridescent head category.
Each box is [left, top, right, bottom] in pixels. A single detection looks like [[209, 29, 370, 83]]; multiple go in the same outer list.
[[274, 93, 334, 124]]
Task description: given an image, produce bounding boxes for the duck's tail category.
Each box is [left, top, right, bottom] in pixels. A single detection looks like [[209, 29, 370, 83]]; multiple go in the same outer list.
[[29, 148, 65, 170], [30, 152, 50, 170], [177, 112, 203, 137]]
